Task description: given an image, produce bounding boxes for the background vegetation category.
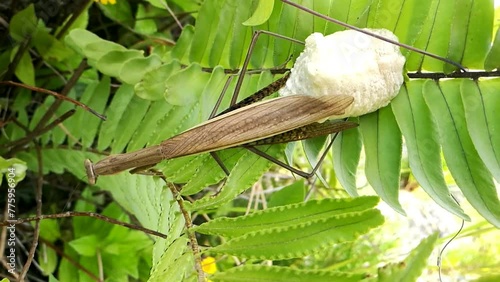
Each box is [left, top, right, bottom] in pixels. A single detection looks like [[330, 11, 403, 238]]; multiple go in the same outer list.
[[1, 0, 499, 281]]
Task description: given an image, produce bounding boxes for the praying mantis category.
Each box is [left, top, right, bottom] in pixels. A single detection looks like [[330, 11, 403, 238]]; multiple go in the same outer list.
[[84, 0, 465, 186]]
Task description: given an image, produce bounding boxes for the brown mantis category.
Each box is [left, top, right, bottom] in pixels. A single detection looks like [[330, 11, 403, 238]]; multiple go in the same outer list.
[[85, 82, 356, 184], [84, 0, 464, 185]]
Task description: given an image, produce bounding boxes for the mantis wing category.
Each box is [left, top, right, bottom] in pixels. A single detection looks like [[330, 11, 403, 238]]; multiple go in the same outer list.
[[160, 94, 354, 159]]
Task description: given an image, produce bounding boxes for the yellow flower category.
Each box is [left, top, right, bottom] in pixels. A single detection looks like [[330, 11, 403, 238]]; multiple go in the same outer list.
[[201, 257, 217, 274], [94, 0, 116, 5]]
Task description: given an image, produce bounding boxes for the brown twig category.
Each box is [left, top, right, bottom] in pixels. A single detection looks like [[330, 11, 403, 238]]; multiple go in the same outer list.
[[407, 70, 500, 79], [19, 144, 44, 281], [30, 59, 90, 136], [2, 37, 31, 81], [0, 193, 20, 280], [5, 110, 76, 152], [0, 81, 106, 120], [2, 212, 168, 239], [166, 182, 205, 282]]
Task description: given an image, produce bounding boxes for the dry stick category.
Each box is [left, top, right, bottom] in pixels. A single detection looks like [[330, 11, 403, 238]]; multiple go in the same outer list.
[[0, 194, 20, 280], [5, 110, 76, 150], [160, 2, 183, 30], [32, 60, 90, 135], [2, 37, 31, 82], [165, 182, 205, 282], [18, 144, 43, 281], [2, 212, 168, 239], [0, 81, 106, 120]]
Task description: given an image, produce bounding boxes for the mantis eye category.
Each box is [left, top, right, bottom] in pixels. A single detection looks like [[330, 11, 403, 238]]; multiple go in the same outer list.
[[84, 159, 97, 185]]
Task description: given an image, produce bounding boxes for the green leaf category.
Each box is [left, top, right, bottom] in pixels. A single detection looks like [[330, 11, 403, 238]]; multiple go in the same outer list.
[[32, 29, 75, 63], [360, 106, 404, 215], [333, 124, 362, 197], [366, 0, 406, 31], [97, 84, 135, 150], [135, 4, 157, 34], [38, 244, 58, 276], [96, 49, 144, 77], [169, 25, 195, 64], [473, 274, 500, 282], [69, 235, 99, 256], [243, 0, 274, 26], [186, 145, 279, 211], [127, 101, 173, 151], [211, 265, 367, 282], [165, 63, 211, 105], [404, 0, 454, 72], [70, 77, 111, 148], [119, 54, 162, 85], [57, 243, 80, 281], [211, 209, 384, 260], [267, 180, 306, 207], [9, 4, 37, 42], [0, 157, 27, 184], [302, 135, 328, 186], [445, 0, 473, 73], [424, 80, 500, 227], [38, 220, 61, 243], [112, 95, 151, 153], [150, 237, 190, 281], [180, 149, 245, 196], [195, 196, 380, 238], [485, 28, 500, 71], [12, 50, 35, 86], [391, 82, 468, 220], [48, 275, 60, 282], [134, 61, 182, 101], [461, 79, 500, 183], [460, 0, 493, 69], [85, 41, 127, 64], [393, 0, 433, 58], [378, 233, 438, 282], [65, 28, 108, 56], [97, 0, 133, 24]]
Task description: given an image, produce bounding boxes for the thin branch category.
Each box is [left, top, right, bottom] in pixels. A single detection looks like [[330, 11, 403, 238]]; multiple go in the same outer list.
[[407, 70, 500, 79], [0, 81, 106, 120], [2, 37, 31, 81], [5, 110, 76, 151], [31, 59, 90, 134], [161, 2, 183, 30], [2, 212, 168, 239], [0, 193, 20, 280], [19, 144, 44, 281], [165, 182, 205, 282]]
